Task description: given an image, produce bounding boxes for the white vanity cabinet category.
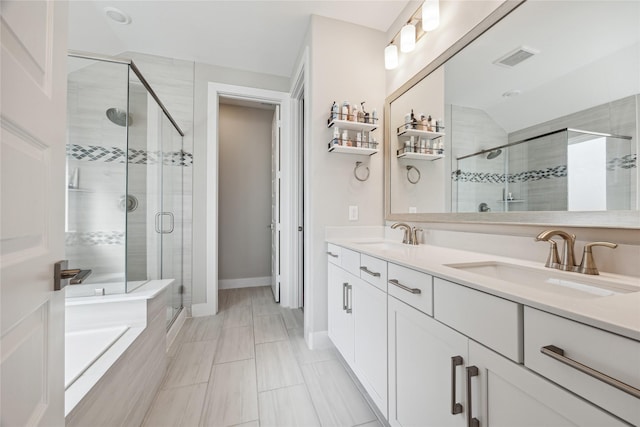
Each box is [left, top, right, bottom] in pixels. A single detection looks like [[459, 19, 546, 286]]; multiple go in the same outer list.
[[327, 248, 388, 417], [388, 295, 467, 427], [467, 340, 627, 427]]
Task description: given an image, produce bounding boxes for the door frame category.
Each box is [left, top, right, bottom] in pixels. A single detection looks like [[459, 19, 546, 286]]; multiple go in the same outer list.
[[194, 82, 291, 316]]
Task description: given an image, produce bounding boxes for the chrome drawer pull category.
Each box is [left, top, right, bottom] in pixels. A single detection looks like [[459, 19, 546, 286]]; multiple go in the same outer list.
[[327, 251, 339, 258], [388, 279, 421, 294], [360, 266, 381, 277], [451, 355, 464, 415], [342, 283, 348, 311], [541, 345, 640, 399], [346, 284, 353, 314], [466, 366, 480, 427]]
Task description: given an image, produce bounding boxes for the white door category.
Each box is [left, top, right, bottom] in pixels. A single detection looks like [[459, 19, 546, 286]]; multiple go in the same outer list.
[[1, 1, 68, 426], [270, 105, 280, 302]]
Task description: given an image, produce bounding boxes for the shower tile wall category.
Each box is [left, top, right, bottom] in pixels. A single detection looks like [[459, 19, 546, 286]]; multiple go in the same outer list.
[[125, 52, 195, 311], [450, 105, 508, 213]]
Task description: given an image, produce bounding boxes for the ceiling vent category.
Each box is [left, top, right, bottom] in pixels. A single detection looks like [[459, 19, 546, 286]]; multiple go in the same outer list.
[[493, 46, 539, 68]]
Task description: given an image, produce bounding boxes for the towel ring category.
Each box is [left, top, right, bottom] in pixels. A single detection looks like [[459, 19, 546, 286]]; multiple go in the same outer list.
[[406, 165, 421, 184], [354, 161, 370, 182]]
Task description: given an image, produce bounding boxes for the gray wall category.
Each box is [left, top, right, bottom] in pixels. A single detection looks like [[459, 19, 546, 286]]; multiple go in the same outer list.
[[218, 104, 273, 281]]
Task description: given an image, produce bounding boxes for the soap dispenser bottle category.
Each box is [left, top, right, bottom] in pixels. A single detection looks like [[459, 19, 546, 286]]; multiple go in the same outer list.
[[359, 102, 366, 123], [330, 101, 338, 121]]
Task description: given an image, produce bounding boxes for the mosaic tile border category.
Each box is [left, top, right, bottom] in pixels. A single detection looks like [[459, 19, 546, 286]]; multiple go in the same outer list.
[[65, 231, 125, 246], [453, 155, 636, 184], [67, 144, 193, 166]]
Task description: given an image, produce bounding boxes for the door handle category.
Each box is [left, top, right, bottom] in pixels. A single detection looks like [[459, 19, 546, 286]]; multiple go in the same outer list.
[[466, 366, 480, 427], [54, 260, 93, 291], [451, 355, 464, 415], [155, 212, 175, 234], [346, 284, 353, 314], [342, 282, 348, 311]]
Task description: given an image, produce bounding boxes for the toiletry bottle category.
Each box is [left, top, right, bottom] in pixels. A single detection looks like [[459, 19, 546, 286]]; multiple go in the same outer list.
[[331, 101, 338, 121], [405, 138, 411, 153], [361, 102, 369, 123], [333, 127, 340, 145], [435, 118, 442, 133], [420, 113, 427, 131], [409, 136, 415, 152], [411, 109, 417, 129], [427, 115, 433, 132], [371, 109, 378, 124], [404, 112, 411, 130], [342, 130, 349, 146], [426, 140, 432, 154], [356, 132, 362, 148], [342, 101, 349, 121], [351, 105, 358, 122], [437, 140, 444, 155]]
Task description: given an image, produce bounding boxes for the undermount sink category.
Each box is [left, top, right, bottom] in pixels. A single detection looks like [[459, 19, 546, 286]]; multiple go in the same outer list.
[[446, 261, 639, 299]]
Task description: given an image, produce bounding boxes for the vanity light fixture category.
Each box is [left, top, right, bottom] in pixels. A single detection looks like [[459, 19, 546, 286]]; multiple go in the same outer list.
[[104, 7, 132, 25], [385, 1, 439, 70], [385, 44, 399, 70], [400, 23, 416, 53], [422, 0, 440, 31]]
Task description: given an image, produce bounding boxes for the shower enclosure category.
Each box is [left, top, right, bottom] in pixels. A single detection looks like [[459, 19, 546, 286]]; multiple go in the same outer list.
[[65, 52, 186, 327]]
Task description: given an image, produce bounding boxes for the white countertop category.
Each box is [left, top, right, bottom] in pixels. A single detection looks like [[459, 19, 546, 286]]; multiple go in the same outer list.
[[327, 238, 640, 341]]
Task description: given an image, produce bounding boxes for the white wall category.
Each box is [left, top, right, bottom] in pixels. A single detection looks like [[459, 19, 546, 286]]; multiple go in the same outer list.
[[218, 104, 273, 283], [304, 15, 387, 343]]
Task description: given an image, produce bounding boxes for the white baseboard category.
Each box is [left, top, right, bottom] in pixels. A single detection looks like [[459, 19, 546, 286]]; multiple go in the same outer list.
[[191, 302, 216, 317], [307, 330, 332, 350], [219, 276, 271, 290]]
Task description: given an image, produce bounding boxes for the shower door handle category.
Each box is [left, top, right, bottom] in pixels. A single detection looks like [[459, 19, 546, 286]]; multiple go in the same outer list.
[[155, 212, 175, 234]]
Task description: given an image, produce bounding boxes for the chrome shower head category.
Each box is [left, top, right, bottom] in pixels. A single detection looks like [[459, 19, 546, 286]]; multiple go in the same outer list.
[[486, 149, 502, 160], [105, 108, 130, 127]]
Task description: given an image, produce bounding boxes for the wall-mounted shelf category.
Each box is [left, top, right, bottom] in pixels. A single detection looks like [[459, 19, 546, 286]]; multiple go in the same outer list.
[[397, 126, 445, 140], [397, 146, 443, 161], [328, 117, 378, 132], [328, 139, 379, 156]]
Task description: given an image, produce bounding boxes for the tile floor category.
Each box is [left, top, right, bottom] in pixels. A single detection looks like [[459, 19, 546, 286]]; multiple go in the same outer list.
[[142, 286, 384, 427]]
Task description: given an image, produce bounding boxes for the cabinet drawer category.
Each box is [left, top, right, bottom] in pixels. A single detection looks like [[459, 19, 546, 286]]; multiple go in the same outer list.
[[434, 278, 522, 362], [341, 248, 361, 276], [326, 243, 341, 265], [524, 307, 640, 426], [359, 254, 387, 292], [387, 263, 433, 315]]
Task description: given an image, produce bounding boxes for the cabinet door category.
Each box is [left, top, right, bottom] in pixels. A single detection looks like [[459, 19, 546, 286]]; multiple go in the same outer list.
[[353, 277, 387, 417], [467, 341, 627, 427], [327, 262, 354, 364], [388, 296, 468, 427]]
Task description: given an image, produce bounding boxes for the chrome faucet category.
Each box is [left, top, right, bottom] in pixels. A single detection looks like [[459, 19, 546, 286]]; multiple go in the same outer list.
[[391, 223, 412, 244], [535, 229, 577, 272]]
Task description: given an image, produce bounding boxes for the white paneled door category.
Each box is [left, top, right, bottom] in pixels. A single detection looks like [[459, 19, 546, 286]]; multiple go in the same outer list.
[[1, 1, 68, 425], [271, 105, 281, 302]]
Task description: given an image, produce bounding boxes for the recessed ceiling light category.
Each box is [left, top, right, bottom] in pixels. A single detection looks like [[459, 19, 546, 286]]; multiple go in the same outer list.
[[104, 7, 131, 25], [502, 89, 522, 98]]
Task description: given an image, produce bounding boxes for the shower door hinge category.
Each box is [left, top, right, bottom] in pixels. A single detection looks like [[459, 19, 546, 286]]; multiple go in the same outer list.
[[179, 284, 185, 294]]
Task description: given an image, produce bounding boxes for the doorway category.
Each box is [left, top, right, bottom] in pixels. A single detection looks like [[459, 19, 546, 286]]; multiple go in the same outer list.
[[217, 98, 279, 301]]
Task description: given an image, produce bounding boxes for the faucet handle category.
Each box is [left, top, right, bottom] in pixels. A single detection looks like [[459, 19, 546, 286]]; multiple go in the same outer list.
[[410, 227, 423, 245], [576, 241, 618, 275], [541, 239, 561, 269]]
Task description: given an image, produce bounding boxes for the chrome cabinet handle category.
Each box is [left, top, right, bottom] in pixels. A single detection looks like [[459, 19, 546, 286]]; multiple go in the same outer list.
[[327, 251, 339, 258], [342, 282, 348, 311], [466, 366, 480, 427], [541, 345, 640, 398], [346, 284, 353, 314], [388, 279, 421, 294], [451, 356, 464, 415], [360, 266, 381, 277]]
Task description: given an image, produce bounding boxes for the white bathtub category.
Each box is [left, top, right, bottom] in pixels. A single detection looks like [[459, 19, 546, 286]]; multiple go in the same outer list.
[[65, 326, 129, 389], [64, 279, 173, 416]]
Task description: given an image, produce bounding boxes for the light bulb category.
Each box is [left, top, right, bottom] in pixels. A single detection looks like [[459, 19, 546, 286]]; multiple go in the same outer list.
[[384, 44, 398, 70], [422, 0, 440, 32], [400, 23, 416, 53]]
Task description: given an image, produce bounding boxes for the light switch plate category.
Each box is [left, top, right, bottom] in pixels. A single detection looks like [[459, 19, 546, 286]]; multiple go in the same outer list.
[[349, 205, 358, 221]]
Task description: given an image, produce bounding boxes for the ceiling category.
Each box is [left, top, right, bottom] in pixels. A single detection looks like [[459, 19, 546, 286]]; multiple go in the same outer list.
[[68, 0, 411, 78]]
